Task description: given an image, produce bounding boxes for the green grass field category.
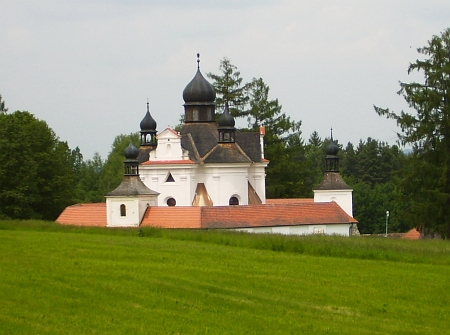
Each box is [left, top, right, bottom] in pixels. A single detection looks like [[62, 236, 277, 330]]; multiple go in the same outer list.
[[0, 221, 449, 334]]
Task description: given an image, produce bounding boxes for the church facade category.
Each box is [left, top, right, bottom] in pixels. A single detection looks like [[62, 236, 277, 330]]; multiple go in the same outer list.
[[57, 56, 359, 236], [135, 58, 268, 208]]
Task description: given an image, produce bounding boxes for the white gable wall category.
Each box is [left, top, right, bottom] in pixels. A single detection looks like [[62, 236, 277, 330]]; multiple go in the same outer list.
[[149, 128, 187, 161], [140, 165, 195, 206], [313, 189, 353, 217]]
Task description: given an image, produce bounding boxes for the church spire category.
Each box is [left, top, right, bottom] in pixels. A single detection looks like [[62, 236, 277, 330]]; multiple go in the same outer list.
[[325, 128, 339, 172], [218, 101, 236, 143], [124, 142, 140, 176], [140, 101, 157, 149]]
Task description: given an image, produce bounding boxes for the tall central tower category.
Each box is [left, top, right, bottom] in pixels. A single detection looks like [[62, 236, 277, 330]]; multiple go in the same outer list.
[[182, 53, 216, 123]]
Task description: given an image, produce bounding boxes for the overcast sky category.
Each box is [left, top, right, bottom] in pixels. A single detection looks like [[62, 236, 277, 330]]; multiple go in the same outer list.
[[1, 1, 449, 159]]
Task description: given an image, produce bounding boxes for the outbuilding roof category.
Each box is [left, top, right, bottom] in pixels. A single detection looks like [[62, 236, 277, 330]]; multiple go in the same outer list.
[[56, 203, 106, 227], [56, 201, 357, 229], [141, 201, 357, 229]]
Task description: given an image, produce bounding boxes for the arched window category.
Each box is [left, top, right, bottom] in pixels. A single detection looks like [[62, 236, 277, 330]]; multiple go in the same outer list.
[[167, 198, 176, 206], [120, 204, 126, 216], [229, 196, 239, 206]]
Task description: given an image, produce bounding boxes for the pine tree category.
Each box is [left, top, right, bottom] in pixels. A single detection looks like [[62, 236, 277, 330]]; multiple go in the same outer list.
[[207, 58, 249, 118], [0, 94, 8, 113], [375, 28, 450, 238]]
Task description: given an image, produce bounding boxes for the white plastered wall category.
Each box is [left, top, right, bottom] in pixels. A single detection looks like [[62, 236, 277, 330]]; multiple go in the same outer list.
[[106, 195, 157, 227], [313, 189, 353, 217], [201, 164, 250, 206], [248, 162, 268, 204], [234, 224, 352, 236], [140, 127, 267, 207], [149, 128, 187, 161], [140, 165, 195, 207]]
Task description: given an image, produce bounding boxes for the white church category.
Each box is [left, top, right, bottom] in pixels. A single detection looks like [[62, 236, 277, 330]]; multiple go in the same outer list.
[[57, 56, 359, 236]]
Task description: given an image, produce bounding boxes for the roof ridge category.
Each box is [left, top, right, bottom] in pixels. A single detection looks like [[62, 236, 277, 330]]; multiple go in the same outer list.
[[233, 142, 253, 162], [186, 132, 203, 163], [201, 143, 218, 162]]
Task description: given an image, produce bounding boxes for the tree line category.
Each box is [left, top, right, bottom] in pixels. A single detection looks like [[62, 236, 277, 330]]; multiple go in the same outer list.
[[1, 28, 449, 238]]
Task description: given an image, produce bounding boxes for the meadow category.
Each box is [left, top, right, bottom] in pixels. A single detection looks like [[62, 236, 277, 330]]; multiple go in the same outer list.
[[0, 220, 449, 334]]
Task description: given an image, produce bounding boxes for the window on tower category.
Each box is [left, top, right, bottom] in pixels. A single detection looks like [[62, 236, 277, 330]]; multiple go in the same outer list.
[[120, 204, 126, 216]]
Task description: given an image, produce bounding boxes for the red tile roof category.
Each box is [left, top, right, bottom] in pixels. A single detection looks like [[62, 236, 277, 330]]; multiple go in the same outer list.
[[56, 203, 106, 227], [141, 207, 202, 228], [402, 228, 421, 240], [199, 202, 357, 229], [142, 159, 195, 165], [266, 198, 314, 204], [158, 128, 180, 137], [140, 202, 356, 229], [56, 201, 357, 229]]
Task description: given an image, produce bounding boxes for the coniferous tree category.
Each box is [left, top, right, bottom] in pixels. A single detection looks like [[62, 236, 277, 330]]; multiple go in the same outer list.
[[207, 58, 312, 199], [304, 131, 326, 188], [207, 58, 250, 118], [0, 94, 8, 113], [375, 28, 450, 238], [75, 153, 105, 203]]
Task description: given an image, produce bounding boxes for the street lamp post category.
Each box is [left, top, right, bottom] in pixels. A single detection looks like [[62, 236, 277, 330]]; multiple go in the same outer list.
[[385, 211, 390, 237]]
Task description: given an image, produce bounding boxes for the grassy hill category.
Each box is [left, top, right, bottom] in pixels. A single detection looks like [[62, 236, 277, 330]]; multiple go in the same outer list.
[[0, 220, 449, 334]]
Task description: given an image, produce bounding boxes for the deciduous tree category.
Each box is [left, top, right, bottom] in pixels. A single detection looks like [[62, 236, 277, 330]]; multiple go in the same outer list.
[[100, 133, 139, 193], [0, 111, 76, 219]]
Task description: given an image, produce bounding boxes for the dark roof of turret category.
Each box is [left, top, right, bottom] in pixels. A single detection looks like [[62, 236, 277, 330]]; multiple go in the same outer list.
[[124, 142, 139, 160], [314, 172, 352, 190], [218, 102, 235, 128], [182, 70, 216, 103], [106, 176, 160, 196], [140, 103, 157, 131], [325, 140, 339, 156], [182, 57, 216, 103], [326, 128, 339, 156]]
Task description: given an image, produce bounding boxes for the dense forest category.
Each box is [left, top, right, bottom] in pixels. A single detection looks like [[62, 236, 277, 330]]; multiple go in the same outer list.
[[1, 28, 449, 238]]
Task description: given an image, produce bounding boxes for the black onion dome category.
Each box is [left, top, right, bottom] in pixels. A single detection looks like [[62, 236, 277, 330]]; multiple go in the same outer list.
[[124, 142, 139, 160], [140, 111, 157, 131], [182, 69, 216, 103], [218, 103, 235, 128], [325, 140, 339, 156]]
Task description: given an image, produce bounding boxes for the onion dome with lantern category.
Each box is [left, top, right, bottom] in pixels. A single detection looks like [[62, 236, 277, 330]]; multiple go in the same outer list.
[[106, 141, 159, 198], [182, 53, 216, 123], [140, 101, 157, 149], [325, 128, 340, 172], [314, 128, 352, 191], [218, 101, 236, 143]]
